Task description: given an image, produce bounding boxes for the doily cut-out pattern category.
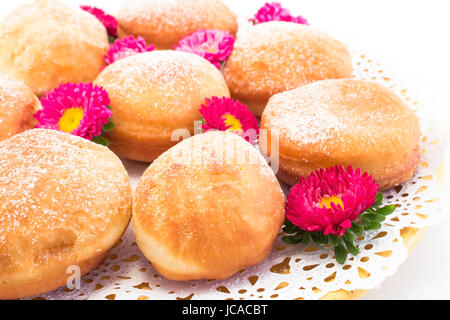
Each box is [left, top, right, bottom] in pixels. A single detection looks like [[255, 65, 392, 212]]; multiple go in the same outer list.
[[29, 52, 447, 301]]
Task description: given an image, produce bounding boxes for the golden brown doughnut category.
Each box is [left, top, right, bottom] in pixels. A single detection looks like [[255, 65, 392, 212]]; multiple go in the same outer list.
[[260, 79, 420, 190], [0, 129, 132, 299], [117, 0, 238, 49], [0, 74, 40, 142], [224, 21, 352, 116], [133, 131, 285, 281], [94, 50, 230, 162], [0, 0, 108, 97]]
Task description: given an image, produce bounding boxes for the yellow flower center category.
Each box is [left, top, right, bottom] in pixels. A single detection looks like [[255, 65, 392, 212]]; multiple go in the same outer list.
[[222, 114, 243, 134], [209, 48, 216, 53], [320, 196, 344, 210], [58, 107, 84, 133]]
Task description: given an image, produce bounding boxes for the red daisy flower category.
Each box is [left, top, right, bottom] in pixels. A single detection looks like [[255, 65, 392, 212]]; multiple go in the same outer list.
[[200, 97, 259, 144], [105, 36, 155, 65], [250, 2, 309, 25], [81, 5, 118, 38], [175, 29, 235, 69], [286, 166, 378, 237], [34, 83, 113, 143]]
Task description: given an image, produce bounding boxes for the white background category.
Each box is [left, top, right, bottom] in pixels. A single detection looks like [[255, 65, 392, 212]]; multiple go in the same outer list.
[[1, 0, 449, 299]]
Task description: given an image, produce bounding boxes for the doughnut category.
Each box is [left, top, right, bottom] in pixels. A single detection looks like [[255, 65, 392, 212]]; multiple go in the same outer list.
[[0, 129, 132, 299], [0, 0, 109, 97], [117, 0, 238, 49], [260, 79, 420, 190], [223, 21, 352, 116], [133, 131, 285, 281], [94, 50, 230, 162], [0, 74, 40, 142]]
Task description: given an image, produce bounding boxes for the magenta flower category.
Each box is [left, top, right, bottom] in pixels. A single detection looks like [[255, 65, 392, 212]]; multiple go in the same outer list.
[[35, 83, 113, 143], [250, 2, 309, 25], [175, 29, 235, 69], [105, 36, 155, 65], [200, 97, 259, 144], [286, 166, 378, 237], [81, 5, 118, 37]]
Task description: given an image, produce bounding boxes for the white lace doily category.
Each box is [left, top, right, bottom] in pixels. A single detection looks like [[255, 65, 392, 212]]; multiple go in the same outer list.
[[28, 50, 447, 300]]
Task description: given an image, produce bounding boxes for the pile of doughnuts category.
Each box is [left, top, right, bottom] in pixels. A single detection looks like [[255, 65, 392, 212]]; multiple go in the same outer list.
[[0, 0, 421, 299]]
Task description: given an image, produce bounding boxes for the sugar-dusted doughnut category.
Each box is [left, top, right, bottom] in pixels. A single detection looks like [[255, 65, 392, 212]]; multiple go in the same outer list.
[[0, 74, 40, 142], [224, 21, 352, 116], [117, 0, 238, 49], [260, 79, 420, 190], [0, 0, 108, 97], [94, 50, 230, 162], [133, 131, 285, 280], [0, 129, 132, 299]]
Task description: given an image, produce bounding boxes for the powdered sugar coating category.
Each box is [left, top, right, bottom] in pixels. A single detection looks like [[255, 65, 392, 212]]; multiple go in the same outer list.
[[224, 21, 352, 108], [137, 130, 282, 224], [136, 131, 284, 233], [0, 0, 108, 96], [96, 50, 225, 121], [133, 131, 285, 280], [117, 0, 238, 49], [0, 129, 131, 278], [261, 79, 421, 189], [264, 83, 347, 147], [0, 73, 40, 142], [94, 50, 230, 162], [97, 50, 228, 124], [150, 131, 278, 182]]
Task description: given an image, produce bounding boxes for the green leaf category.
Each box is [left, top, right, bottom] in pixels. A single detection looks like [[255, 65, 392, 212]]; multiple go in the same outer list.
[[350, 222, 364, 236], [343, 236, 359, 256], [362, 213, 385, 223], [302, 233, 311, 245], [376, 205, 396, 216], [102, 120, 115, 132], [334, 244, 347, 264], [344, 231, 354, 242], [318, 233, 328, 245], [360, 217, 372, 228], [311, 232, 324, 245], [92, 135, 109, 146], [293, 230, 305, 240], [328, 234, 340, 247], [364, 221, 382, 230], [373, 192, 383, 207], [282, 236, 301, 245], [108, 36, 117, 44], [282, 220, 299, 234], [361, 213, 376, 220]]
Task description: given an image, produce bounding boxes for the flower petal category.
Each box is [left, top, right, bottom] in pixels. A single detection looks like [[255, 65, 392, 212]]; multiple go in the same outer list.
[[286, 165, 378, 236], [175, 29, 235, 69], [35, 83, 112, 141]]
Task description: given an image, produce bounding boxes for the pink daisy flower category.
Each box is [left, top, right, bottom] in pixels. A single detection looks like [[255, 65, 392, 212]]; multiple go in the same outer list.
[[175, 29, 235, 69], [35, 83, 113, 144], [200, 97, 259, 144], [105, 36, 155, 65], [81, 5, 118, 38], [250, 2, 309, 25], [286, 166, 378, 238]]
